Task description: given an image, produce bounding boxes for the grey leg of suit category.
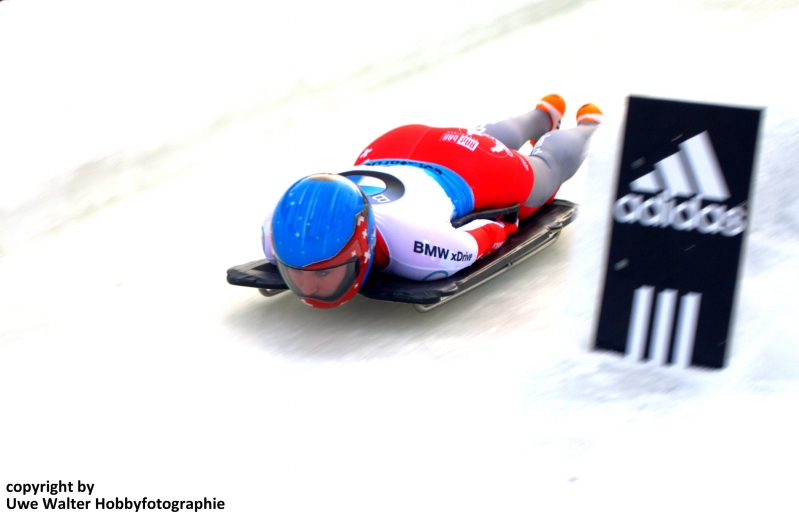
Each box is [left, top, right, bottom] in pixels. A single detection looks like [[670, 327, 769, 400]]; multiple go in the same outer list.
[[524, 123, 599, 208], [478, 109, 553, 151]]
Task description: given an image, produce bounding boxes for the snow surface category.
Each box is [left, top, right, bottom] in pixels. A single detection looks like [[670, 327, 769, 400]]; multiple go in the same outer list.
[[2, 0, 799, 510]]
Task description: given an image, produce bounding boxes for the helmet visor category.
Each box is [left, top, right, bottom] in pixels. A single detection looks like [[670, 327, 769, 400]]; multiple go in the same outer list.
[[277, 260, 359, 302]]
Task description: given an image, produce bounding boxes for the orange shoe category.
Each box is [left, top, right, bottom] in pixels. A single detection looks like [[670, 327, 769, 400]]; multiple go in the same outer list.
[[576, 103, 603, 124], [536, 94, 566, 131]]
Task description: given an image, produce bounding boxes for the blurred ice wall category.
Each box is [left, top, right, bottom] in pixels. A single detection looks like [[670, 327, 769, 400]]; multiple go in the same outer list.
[[0, 0, 588, 254]]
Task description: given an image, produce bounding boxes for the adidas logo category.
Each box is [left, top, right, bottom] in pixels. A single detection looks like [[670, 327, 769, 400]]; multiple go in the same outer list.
[[613, 131, 747, 237]]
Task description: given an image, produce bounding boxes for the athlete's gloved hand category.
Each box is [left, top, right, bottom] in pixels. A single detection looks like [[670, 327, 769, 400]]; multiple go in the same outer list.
[[499, 218, 519, 237], [460, 218, 518, 259]]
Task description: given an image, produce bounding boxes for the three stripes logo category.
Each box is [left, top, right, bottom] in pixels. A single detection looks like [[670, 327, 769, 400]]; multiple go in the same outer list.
[[626, 286, 702, 368], [612, 131, 747, 237]]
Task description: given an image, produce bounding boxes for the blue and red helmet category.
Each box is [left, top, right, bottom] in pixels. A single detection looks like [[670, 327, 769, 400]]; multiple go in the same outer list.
[[271, 174, 376, 308]]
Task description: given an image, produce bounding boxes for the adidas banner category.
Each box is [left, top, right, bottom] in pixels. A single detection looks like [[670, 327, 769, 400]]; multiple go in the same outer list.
[[593, 96, 762, 369]]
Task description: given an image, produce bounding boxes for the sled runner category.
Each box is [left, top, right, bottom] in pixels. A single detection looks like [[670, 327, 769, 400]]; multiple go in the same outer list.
[[226, 199, 577, 312]]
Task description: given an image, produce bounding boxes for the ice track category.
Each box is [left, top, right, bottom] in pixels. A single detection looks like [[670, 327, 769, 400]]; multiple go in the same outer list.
[[1, 1, 799, 510]]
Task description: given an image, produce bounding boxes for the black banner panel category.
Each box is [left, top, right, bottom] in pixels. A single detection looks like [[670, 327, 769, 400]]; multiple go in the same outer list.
[[594, 96, 761, 369]]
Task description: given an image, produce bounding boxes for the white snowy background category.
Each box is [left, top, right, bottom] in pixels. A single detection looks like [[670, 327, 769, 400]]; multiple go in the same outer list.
[[1, 0, 798, 510]]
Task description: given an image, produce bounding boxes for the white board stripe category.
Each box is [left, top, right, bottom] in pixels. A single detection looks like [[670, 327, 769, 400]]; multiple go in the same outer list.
[[649, 289, 678, 365], [626, 286, 654, 361], [630, 171, 661, 194], [680, 132, 730, 201], [674, 292, 702, 368], [655, 154, 694, 197]]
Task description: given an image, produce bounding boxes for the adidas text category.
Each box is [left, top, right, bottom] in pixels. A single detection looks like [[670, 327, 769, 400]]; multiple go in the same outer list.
[[613, 190, 747, 236]]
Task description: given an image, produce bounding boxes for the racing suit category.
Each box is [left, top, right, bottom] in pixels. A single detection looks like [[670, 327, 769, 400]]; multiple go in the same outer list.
[[263, 115, 598, 281]]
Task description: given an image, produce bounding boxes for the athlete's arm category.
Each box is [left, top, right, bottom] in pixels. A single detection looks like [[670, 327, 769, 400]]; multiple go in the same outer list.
[[261, 210, 276, 264], [384, 217, 518, 281]]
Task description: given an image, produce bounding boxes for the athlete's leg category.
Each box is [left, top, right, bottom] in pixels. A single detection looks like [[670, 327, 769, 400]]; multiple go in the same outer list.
[[479, 94, 566, 150], [524, 104, 603, 208]]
